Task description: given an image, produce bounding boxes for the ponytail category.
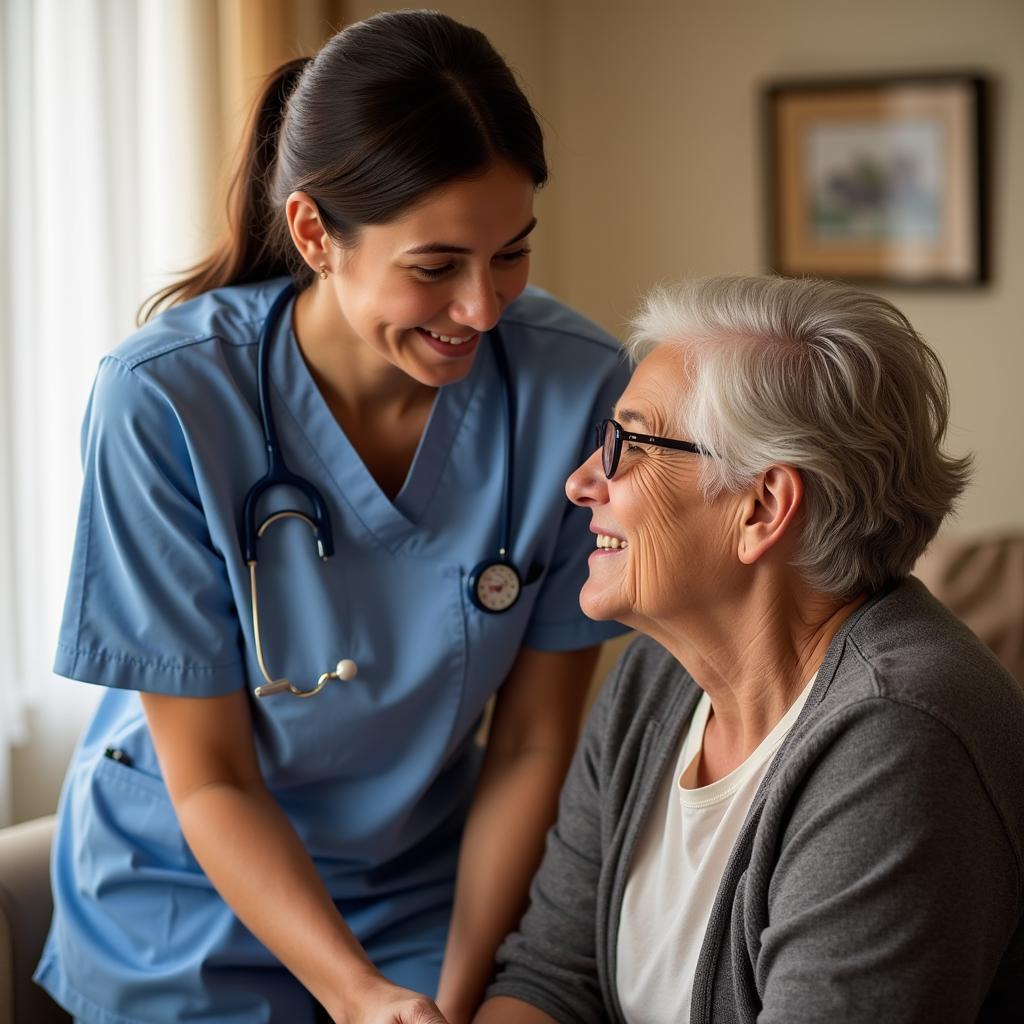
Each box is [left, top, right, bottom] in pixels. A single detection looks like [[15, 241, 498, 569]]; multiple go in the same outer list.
[[138, 57, 311, 324]]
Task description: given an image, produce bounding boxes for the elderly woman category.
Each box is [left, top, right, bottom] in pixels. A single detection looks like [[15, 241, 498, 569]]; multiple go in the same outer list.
[[474, 276, 1024, 1023]]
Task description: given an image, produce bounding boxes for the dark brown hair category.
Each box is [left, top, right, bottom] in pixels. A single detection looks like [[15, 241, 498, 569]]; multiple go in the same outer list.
[[140, 10, 547, 322]]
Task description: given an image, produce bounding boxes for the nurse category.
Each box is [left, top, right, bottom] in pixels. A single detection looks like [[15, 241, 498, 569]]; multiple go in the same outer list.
[[36, 11, 628, 1024]]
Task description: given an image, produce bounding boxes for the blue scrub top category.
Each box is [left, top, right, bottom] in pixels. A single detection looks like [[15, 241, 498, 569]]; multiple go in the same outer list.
[[36, 279, 630, 1023]]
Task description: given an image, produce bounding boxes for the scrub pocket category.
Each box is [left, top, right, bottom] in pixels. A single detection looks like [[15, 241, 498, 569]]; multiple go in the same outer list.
[[73, 753, 207, 950]]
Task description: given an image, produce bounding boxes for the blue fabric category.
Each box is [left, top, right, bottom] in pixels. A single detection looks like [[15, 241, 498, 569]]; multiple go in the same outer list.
[[36, 279, 630, 1023]]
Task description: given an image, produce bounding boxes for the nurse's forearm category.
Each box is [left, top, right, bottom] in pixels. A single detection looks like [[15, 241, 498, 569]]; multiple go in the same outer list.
[[175, 780, 383, 1021], [436, 646, 598, 1022], [434, 744, 573, 1022]]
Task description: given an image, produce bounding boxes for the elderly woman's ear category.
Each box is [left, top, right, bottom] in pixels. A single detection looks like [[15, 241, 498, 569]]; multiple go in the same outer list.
[[736, 464, 803, 566]]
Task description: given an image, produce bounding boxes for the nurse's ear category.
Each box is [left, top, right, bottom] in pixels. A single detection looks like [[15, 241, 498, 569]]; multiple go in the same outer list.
[[285, 191, 333, 274]]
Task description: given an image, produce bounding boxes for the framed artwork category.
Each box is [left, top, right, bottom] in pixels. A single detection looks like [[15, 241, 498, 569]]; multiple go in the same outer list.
[[765, 74, 988, 285]]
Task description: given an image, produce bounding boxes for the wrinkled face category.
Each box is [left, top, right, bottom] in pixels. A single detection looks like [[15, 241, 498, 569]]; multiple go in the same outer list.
[[566, 345, 741, 630], [327, 159, 535, 388]]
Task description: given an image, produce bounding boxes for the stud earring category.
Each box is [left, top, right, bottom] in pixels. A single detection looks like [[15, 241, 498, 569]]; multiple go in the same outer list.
[[318, 264, 329, 281]]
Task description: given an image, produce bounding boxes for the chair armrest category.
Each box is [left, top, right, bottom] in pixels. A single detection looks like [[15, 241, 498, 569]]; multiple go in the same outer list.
[[0, 815, 70, 1022]]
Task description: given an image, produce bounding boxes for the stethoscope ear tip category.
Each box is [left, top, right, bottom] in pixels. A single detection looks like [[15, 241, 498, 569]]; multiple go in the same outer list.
[[254, 678, 291, 698]]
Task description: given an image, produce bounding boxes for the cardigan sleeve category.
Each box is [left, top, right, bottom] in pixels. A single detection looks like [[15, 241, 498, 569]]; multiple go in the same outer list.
[[483, 656, 617, 1024]]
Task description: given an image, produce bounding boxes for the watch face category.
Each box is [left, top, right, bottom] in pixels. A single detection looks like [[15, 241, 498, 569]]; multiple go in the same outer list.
[[474, 562, 521, 612]]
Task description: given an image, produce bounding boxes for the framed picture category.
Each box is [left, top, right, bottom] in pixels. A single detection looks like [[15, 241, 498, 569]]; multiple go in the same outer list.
[[765, 74, 988, 285]]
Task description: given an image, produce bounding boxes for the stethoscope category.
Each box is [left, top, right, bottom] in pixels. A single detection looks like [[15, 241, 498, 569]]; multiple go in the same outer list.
[[242, 282, 527, 699]]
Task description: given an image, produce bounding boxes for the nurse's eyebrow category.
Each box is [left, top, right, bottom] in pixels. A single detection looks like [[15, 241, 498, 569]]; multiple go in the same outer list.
[[403, 218, 537, 256], [616, 408, 653, 431]]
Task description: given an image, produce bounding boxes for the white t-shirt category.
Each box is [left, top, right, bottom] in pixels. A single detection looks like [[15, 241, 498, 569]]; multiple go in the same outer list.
[[616, 675, 816, 1024]]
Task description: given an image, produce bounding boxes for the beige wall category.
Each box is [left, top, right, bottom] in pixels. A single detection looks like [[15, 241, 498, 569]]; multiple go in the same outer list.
[[359, 0, 1024, 535]]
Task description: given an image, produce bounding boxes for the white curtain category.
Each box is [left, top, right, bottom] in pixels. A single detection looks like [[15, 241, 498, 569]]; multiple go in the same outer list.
[[0, 0, 222, 825]]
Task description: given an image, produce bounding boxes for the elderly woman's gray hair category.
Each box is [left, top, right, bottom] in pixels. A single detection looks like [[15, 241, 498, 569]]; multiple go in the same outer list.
[[626, 276, 972, 598]]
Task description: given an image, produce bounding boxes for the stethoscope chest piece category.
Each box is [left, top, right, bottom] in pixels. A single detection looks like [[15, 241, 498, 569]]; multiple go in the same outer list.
[[468, 559, 522, 613]]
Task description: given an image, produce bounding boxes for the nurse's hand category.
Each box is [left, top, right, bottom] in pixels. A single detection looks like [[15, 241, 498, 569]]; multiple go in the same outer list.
[[338, 971, 450, 1024]]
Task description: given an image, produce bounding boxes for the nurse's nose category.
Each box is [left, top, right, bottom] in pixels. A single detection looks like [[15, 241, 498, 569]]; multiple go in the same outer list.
[[566, 447, 609, 507], [449, 272, 501, 333]]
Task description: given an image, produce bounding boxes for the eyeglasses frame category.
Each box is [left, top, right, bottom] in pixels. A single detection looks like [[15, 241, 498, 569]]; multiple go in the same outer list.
[[596, 418, 709, 479]]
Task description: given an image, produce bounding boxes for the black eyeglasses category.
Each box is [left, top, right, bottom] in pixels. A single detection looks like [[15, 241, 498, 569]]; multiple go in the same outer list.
[[596, 418, 709, 479]]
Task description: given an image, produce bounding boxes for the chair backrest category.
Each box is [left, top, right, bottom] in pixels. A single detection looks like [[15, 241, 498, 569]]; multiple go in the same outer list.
[[914, 531, 1024, 684]]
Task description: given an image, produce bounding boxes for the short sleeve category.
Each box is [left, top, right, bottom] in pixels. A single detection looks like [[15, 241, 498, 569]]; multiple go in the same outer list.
[[522, 355, 632, 651], [54, 356, 247, 695]]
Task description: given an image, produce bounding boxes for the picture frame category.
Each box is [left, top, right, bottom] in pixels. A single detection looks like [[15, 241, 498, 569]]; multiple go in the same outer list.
[[765, 74, 988, 285]]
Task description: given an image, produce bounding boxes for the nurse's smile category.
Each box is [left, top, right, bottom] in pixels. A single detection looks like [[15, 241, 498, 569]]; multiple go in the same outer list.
[[414, 326, 481, 359]]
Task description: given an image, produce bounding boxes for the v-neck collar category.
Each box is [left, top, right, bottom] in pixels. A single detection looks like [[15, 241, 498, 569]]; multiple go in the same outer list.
[[267, 293, 487, 550]]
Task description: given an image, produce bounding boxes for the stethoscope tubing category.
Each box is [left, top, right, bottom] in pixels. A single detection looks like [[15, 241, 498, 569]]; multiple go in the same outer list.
[[489, 325, 515, 561]]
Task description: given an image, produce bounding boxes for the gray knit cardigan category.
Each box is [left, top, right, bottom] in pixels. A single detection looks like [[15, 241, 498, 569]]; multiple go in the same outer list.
[[487, 578, 1024, 1022]]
